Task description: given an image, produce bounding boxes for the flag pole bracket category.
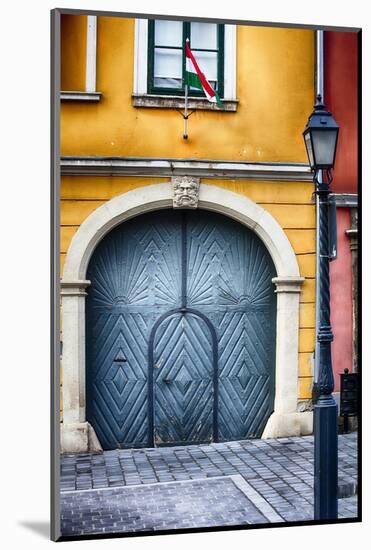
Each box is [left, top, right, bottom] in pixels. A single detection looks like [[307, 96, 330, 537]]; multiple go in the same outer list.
[[176, 109, 196, 119], [176, 108, 196, 139]]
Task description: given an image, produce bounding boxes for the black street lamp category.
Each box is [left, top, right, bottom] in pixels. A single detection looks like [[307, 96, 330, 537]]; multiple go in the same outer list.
[[303, 94, 340, 520]]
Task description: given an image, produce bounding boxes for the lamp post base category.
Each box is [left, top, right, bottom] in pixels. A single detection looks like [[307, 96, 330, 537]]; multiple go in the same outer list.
[[314, 395, 338, 520]]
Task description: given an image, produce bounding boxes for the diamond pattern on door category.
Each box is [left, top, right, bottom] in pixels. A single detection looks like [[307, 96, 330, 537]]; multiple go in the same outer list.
[[87, 312, 149, 449], [218, 310, 275, 439], [153, 312, 214, 445], [86, 212, 182, 449], [186, 211, 276, 439]]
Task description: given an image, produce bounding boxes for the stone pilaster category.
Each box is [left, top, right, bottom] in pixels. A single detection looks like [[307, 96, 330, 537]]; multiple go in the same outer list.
[[262, 276, 312, 438], [60, 280, 102, 453]]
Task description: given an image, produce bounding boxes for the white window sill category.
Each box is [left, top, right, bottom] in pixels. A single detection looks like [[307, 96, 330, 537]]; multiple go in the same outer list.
[[61, 91, 102, 102], [132, 94, 238, 112]]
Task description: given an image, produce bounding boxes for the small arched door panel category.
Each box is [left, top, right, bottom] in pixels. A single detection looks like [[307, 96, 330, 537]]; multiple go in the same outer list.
[[152, 312, 216, 446]]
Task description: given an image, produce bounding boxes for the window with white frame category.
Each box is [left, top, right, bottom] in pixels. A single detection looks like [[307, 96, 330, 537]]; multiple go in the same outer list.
[[134, 18, 237, 109]]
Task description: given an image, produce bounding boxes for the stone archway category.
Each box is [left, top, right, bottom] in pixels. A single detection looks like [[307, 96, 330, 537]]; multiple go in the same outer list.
[[61, 183, 305, 452]]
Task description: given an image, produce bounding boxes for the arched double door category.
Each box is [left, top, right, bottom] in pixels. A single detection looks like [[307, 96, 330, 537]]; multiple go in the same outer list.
[[86, 209, 277, 449]]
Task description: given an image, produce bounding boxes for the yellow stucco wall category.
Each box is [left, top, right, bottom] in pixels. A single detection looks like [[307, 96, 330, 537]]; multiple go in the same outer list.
[[60, 15, 316, 410], [61, 17, 314, 163], [61, 14, 87, 91]]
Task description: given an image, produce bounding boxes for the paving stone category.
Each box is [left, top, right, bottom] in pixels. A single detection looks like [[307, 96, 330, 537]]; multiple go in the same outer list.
[[60, 432, 358, 534], [61, 476, 279, 536]]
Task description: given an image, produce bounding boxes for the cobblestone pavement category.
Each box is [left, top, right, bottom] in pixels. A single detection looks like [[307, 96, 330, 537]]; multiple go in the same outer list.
[[60, 433, 358, 536], [61, 476, 283, 536]]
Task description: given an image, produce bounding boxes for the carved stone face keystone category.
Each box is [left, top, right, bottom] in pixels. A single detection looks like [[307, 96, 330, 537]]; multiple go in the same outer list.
[[172, 176, 200, 209]]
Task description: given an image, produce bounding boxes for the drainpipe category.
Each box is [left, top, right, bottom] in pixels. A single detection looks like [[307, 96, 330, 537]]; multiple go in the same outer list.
[[313, 30, 324, 400]]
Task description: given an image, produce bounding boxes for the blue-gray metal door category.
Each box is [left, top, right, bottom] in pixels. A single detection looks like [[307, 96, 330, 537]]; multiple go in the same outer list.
[[86, 210, 276, 449]]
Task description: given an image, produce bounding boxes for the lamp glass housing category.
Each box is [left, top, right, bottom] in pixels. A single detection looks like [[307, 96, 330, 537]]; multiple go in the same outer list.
[[311, 129, 338, 168]]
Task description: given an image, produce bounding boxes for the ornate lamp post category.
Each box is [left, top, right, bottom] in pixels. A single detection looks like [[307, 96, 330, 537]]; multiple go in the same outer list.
[[303, 94, 339, 520]]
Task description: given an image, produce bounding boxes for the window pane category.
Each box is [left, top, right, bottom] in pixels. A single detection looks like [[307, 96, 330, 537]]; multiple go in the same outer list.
[[155, 20, 183, 47], [154, 48, 183, 88], [190, 22, 217, 49], [154, 77, 182, 89], [192, 50, 218, 81]]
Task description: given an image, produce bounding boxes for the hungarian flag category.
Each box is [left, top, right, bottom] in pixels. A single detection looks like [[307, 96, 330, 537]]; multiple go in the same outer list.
[[185, 38, 222, 107]]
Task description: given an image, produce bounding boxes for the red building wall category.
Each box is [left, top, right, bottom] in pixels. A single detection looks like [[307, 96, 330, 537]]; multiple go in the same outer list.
[[324, 31, 358, 389], [329, 209, 353, 391], [324, 31, 358, 193]]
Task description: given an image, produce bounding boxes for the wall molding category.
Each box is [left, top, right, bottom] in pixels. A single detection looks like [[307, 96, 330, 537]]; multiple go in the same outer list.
[[132, 94, 238, 111], [273, 276, 305, 293], [61, 156, 312, 181], [331, 193, 358, 208], [61, 280, 91, 297], [61, 91, 102, 102]]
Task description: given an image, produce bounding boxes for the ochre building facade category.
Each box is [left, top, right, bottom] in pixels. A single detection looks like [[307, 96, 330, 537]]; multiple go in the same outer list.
[[60, 14, 316, 452]]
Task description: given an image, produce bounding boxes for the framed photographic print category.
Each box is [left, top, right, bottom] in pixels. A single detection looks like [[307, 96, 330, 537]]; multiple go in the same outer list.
[[51, 7, 361, 541]]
